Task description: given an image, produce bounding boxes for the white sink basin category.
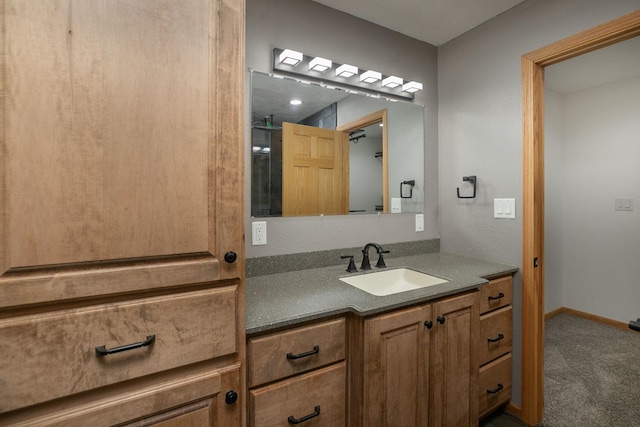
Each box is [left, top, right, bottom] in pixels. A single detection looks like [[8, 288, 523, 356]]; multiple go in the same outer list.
[[339, 268, 448, 296]]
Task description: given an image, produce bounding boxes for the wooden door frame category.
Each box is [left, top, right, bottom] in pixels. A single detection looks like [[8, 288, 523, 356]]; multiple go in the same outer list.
[[521, 10, 640, 425], [336, 109, 388, 213]]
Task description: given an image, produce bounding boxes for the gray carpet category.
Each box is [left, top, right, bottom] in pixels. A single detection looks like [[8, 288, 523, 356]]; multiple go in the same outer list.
[[544, 313, 640, 426], [481, 313, 640, 427]]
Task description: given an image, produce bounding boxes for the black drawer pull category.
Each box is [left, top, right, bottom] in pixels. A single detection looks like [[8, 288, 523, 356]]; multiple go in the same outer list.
[[288, 405, 320, 424], [487, 333, 505, 343], [437, 316, 446, 324], [487, 383, 504, 394], [287, 345, 320, 360], [488, 292, 505, 301], [95, 334, 155, 357]]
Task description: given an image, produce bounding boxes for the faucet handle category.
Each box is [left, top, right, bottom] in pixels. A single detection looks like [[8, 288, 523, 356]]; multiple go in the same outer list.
[[341, 255, 358, 273], [375, 250, 390, 268]]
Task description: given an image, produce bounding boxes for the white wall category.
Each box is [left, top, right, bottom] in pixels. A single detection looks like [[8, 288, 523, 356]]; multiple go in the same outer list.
[[544, 89, 564, 313], [348, 131, 382, 213], [246, 0, 438, 258], [548, 76, 640, 322], [438, 0, 640, 406], [337, 95, 426, 214]]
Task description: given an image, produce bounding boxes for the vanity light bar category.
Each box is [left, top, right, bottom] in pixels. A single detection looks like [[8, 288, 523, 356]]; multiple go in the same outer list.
[[382, 76, 403, 88], [279, 49, 303, 66], [402, 81, 423, 93], [336, 64, 358, 78], [309, 57, 332, 72], [272, 48, 421, 100], [360, 70, 382, 84]]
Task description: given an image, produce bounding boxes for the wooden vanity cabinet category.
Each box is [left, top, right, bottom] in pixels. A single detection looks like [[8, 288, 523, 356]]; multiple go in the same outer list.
[[351, 291, 479, 427], [478, 276, 514, 418], [247, 317, 347, 426], [0, 0, 245, 425]]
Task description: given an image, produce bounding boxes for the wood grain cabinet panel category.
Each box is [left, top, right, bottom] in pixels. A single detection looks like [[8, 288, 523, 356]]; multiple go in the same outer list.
[[363, 304, 431, 427], [479, 276, 513, 314], [1, 365, 240, 427], [0, 0, 245, 423], [248, 317, 345, 387], [477, 276, 514, 420], [479, 353, 512, 418], [250, 362, 346, 427], [430, 292, 479, 427], [479, 306, 513, 365], [0, 287, 237, 413]]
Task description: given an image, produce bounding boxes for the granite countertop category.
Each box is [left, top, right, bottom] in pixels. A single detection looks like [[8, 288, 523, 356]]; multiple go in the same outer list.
[[246, 252, 518, 336]]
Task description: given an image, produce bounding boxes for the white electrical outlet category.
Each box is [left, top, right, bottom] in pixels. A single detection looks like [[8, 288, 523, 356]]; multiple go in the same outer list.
[[252, 221, 267, 245], [415, 214, 424, 232]]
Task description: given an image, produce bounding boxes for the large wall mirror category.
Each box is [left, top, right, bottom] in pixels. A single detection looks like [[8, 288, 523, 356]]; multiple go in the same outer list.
[[251, 70, 425, 217]]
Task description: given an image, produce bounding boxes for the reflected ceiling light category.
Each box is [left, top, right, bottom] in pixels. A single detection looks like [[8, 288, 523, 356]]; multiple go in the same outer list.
[[336, 64, 358, 78], [402, 81, 423, 93], [309, 57, 332, 72], [360, 70, 381, 83], [279, 49, 303, 66], [382, 76, 403, 88], [290, 99, 302, 105]]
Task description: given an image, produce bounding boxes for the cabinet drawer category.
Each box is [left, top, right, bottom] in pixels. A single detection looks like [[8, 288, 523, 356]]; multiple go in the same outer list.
[[479, 276, 512, 314], [0, 286, 237, 413], [248, 317, 345, 387], [250, 362, 346, 427], [479, 306, 512, 365], [2, 366, 234, 427], [479, 353, 512, 418]]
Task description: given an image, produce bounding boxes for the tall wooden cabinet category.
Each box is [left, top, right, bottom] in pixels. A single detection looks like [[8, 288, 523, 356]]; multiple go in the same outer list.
[[0, 0, 245, 425]]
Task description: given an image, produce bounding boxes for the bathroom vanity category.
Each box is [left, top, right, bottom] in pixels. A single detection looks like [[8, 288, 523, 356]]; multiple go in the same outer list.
[[245, 252, 517, 426]]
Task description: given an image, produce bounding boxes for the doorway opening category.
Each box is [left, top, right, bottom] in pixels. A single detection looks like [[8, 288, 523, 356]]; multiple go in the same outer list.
[[520, 9, 640, 426], [337, 109, 389, 213]]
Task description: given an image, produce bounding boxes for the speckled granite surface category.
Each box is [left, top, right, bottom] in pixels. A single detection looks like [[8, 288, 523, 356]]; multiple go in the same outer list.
[[246, 251, 517, 335]]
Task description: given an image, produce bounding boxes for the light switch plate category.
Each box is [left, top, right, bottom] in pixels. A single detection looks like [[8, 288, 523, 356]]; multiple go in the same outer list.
[[494, 198, 516, 219], [415, 214, 424, 232], [615, 197, 634, 211], [391, 198, 402, 213]]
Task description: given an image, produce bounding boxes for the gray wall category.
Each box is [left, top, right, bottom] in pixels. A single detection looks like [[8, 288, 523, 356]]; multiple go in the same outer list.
[[543, 89, 564, 314], [546, 75, 640, 322], [245, 0, 438, 258], [438, 0, 640, 406]]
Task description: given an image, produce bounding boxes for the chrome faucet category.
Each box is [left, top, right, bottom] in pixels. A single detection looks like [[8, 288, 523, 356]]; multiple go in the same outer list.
[[361, 243, 390, 270]]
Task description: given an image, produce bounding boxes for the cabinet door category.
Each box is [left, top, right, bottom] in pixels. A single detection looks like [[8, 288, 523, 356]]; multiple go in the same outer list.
[[363, 304, 431, 427], [431, 292, 479, 427], [0, 0, 244, 306]]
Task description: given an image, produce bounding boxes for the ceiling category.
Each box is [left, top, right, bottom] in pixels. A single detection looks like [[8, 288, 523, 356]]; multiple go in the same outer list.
[[311, 0, 640, 93], [312, 0, 525, 46]]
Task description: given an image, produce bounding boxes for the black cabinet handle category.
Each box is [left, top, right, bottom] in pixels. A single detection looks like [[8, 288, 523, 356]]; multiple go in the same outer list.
[[224, 251, 237, 263], [488, 292, 505, 301], [225, 390, 238, 405], [437, 316, 446, 324], [95, 334, 155, 357], [286, 345, 319, 360], [288, 406, 320, 424], [487, 383, 504, 394], [424, 320, 433, 329], [487, 333, 505, 343]]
